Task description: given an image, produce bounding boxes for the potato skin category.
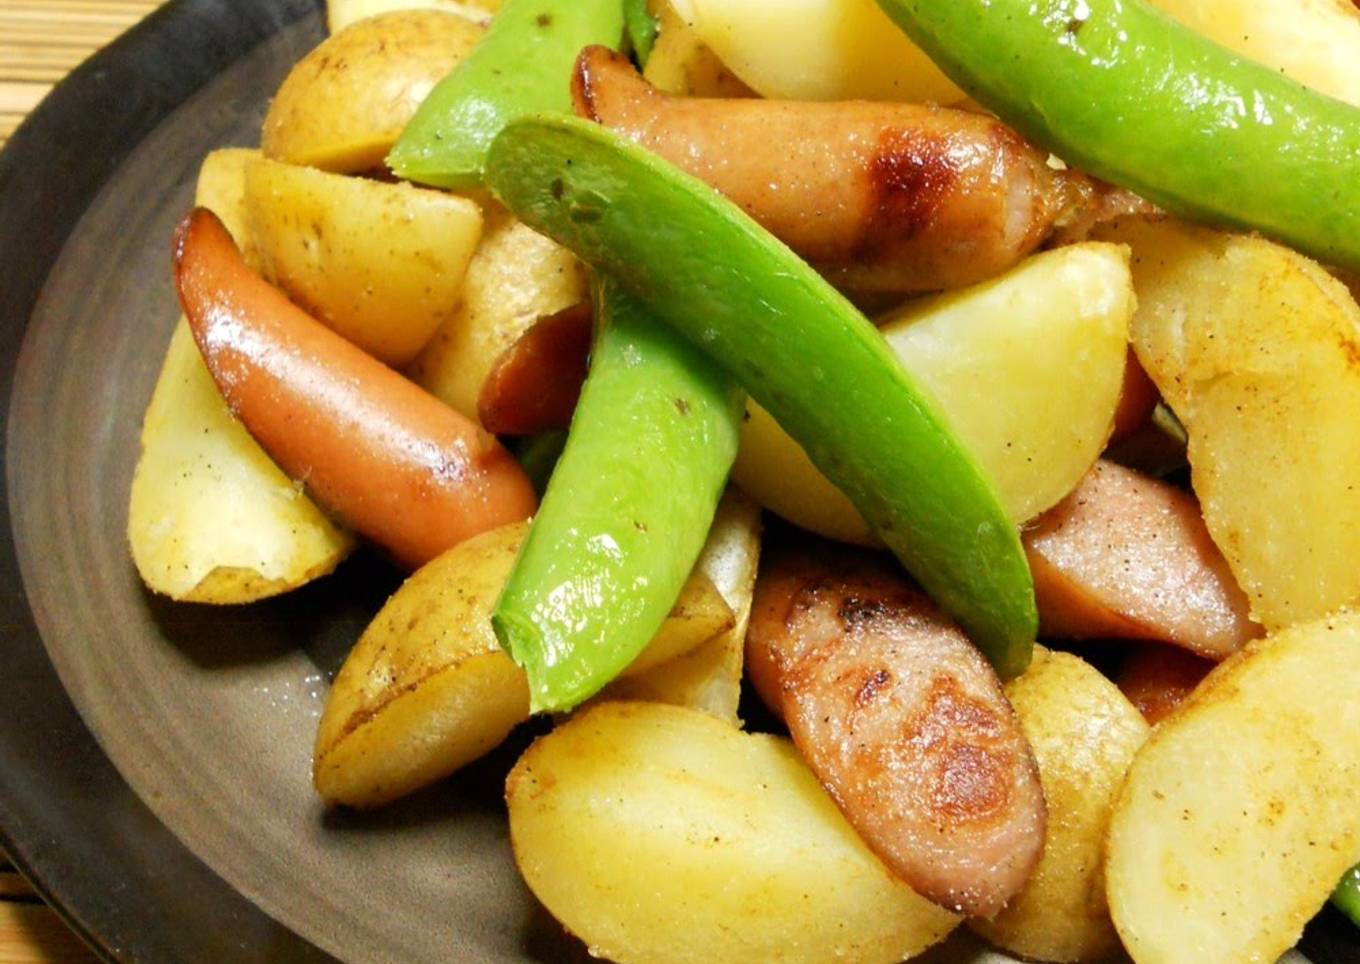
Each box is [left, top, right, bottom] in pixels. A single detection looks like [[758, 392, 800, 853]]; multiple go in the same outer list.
[[506, 701, 959, 964], [128, 149, 352, 603], [1107, 613, 1360, 963], [263, 10, 484, 173], [316, 517, 740, 808], [245, 156, 482, 366], [969, 647, 1149, 962]]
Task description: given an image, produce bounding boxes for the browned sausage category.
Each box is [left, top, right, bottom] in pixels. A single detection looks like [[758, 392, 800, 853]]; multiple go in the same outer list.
[[477, 301, 592, 435], [748, 536, 1046, 917], [1109, 350, 1160, 445], [1116, 644, 1214, 726], [173, 208, 537, 570], [572, 45, 1139, 294], [1024, 460, 1260, 660]]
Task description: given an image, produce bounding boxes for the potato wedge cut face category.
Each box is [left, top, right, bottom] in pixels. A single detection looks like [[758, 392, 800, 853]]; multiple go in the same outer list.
[[1107, 613, 1360, 963], [970, 647, 1148, 963], [1100, 217, 1360, 630], [732, 243, 1132, 541], [128, 149, 352, 603], [245, 157, 483, 366], [1143, 0, 1360, 108], [507, 701, 959, 964], [667, 0, 963, 104], [407, 203, 590, 424], [264, 10, 485, 174]]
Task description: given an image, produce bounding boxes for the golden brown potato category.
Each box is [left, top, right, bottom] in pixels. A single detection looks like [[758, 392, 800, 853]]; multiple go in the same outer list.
[[406, 202, 590, 423], [599, 488, 760, 723], [1107, 613, 1360, 963], [969, 647, 1149, 962], [732, 244, 1132, 544], [643, 0, 755, 96], [666, 0, 963, 104], [128, 149, 352, 603], [262, 11, 484, 173], [244, 156, 482, 366], [314, 523, 733, 808], [327, 0, 497, 34], [507, 701, 960, 964], [1144, 0, 1360, 107], [1097, 216, 1360, 630]]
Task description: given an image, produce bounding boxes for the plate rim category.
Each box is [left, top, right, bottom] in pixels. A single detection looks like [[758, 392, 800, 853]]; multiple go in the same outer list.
[[0, 1, 335, 960]]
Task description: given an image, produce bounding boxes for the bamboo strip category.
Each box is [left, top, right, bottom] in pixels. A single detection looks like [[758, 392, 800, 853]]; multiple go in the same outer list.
[[0, 903, 96, 963]]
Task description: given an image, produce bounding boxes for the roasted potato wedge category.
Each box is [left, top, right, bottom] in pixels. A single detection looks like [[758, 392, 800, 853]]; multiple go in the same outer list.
[[128, 149, 352, 603], [666, 0, 963, 104], [599, 488, 761, 723], [244, 157, 482, 366], [1107, 613, 1360, 962], [1145, 0, 1360, 108], [969, 647, 1149, 962], [406, 202, 590, 423], [733, 243, 1132, 543], [643, 0, 754, 96], [327, 0, 496, 34], [263, 11, 484, 173], [507, 701, 960, 964], [315, 523, 733, 808], [1098, 217, 1360, 630]]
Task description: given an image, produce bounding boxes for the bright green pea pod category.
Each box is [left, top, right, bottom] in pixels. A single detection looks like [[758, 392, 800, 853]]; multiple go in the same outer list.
[[624, 0, 658, 65], [486, 115, 1037, 677], [493, 277, 742, 712], [1335, 864, 1360, 928], [874, 0, 1360, 274], [387, 0, 624, 189]]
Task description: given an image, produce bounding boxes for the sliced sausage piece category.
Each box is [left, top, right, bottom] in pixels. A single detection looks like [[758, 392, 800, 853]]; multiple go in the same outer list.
[[1116, 644, 1214, 726], [573, 45, 1134, 294], [1109, 350, 1160, 445], [477, 301, 592, 435], [173, 208, 537, 570], [748, 536, 1046, 917], [1024, 460, 1260, 661]]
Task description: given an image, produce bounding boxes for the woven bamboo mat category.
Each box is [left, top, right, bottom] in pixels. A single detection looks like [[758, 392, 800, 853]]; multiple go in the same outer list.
[[0, 0, 162, 146], [1, 6, 164, 964]]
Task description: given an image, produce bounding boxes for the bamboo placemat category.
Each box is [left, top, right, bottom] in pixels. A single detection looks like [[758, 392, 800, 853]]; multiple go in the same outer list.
[[3, 4, 162, 960], [0, 0, 162, 147]]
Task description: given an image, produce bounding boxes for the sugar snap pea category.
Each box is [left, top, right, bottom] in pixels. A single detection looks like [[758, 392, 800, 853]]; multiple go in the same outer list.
[[486, 115, 1037, 676], [387, 0, 624, 189], [873, 0, 1360, 273], [493, 277, 742, 712]]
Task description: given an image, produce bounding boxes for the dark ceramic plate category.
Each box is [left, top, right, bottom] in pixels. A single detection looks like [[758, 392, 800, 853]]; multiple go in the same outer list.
[[0, 1, 1357, 961]]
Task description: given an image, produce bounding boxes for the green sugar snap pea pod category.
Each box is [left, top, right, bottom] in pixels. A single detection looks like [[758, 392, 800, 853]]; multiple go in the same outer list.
[[486, 115, 1037, 677], [388, 0, 625, 189], [1335, 865, 1360, 929], [493, 277, 743, 712], [873, 0, 1360, 273]]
